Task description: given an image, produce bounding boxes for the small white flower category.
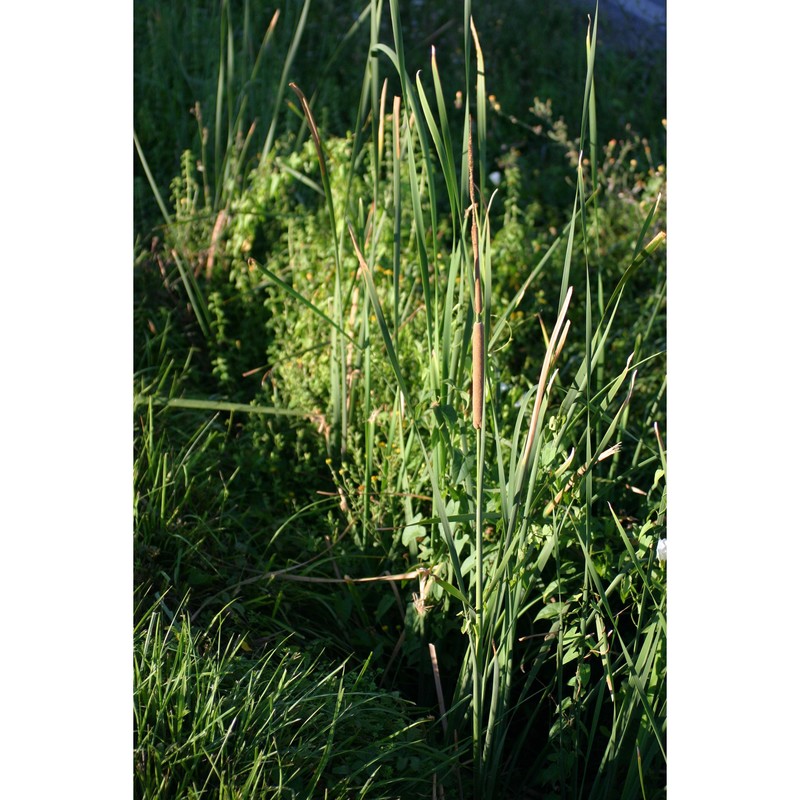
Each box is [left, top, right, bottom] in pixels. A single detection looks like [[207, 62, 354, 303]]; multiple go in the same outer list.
[[489, 171, 502, 186], [656, 538, 667, 563]]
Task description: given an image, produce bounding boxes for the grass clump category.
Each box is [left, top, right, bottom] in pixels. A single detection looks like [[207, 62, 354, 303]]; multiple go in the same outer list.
[[134, 597, 457, 798]]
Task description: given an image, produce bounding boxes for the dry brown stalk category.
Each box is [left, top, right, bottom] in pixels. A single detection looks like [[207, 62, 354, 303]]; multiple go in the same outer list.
[[520, 287, 573, 472], [205, 208, 229, 278], [288, 83, 325, 178]]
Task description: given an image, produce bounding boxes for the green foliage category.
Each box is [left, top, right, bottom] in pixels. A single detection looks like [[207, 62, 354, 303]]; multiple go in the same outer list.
[[134, 599, 457, 799], [135, 1, 666, 797]]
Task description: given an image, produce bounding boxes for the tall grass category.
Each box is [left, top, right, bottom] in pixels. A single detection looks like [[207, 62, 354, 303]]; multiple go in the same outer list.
[[135, 1, 666, 796], [273, 1, 666, 795]]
